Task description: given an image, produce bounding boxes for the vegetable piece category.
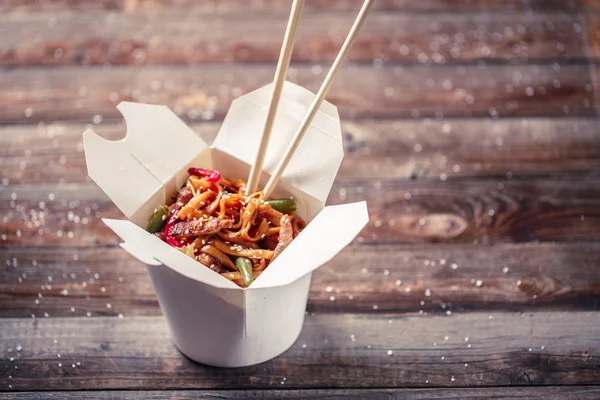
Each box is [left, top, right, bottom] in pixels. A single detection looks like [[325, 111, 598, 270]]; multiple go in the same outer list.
[[188, 167, 221, 183], [178, 243, 195, 258], [163, 208, 192, 248], [221, 270, 264, 283], [146, 205, 169, 233], [261, 197, 297, 213], [235, 257, 254, 286]]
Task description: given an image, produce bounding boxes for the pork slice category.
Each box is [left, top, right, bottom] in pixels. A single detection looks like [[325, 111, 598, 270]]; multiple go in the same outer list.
[[272, 215, 294, 261], [197, 253, 222, 273], [169, 217, 233, 240], [169, 186, 194, 212]]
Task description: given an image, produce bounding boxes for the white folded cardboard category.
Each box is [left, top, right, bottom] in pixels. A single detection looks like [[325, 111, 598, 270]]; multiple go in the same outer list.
[[83, 81, 369, 367]]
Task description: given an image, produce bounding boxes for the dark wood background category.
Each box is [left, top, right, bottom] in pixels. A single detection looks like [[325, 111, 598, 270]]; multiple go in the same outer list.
[[1, 0, 600, 398]]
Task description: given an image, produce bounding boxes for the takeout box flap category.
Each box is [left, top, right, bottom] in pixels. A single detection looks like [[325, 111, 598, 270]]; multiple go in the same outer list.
[[212, 81, 343, 203], [251, 201, 369, 289], [103, 218, 239, 289], [84, 102, 208, 222]]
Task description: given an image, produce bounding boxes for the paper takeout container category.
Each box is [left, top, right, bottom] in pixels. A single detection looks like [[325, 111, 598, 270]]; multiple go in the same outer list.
[[83, 81, 368, 367]]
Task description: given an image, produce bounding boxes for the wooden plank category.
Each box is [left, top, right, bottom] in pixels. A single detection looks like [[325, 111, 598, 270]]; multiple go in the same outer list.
[[333, 178, 600, 244], [596, 66, 600, 117], [1, 312, 599, 390], [2, 118, 600, 184], [1, 243, 599, 317], [2, 177, 600, 247], [4, 387, 600, 399], [0, 11, 585, 66], [339, 118, 600, 179], [0, 0, 581, 13], [586, 14, 600, 58], [581, 0, 600, 10], [0, 63, 595, 125]]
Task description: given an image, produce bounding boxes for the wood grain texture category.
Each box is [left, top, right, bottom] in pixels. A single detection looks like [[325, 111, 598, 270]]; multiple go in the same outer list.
[[0, 0, 581, 13], [3, 387, 600, 399], [586, 14, 600, 58], [336, 178, 600, 244], [1, 313, 599, 390], [2, 118, 599, 185], [581, 0, 600, 9], [0, 243, 599, 318], [0, 11, 585, 66], [595, 66, 600, 116], [0, 63, 595, 125], [0, 1, 599, 397], [2, 177, 599, 247]]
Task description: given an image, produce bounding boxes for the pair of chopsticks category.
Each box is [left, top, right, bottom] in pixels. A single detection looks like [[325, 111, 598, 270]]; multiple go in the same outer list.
[[246, 0, 374, 198]]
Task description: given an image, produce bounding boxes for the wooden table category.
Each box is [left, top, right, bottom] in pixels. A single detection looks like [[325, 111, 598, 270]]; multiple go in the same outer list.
[[1, 1, 600, 398]]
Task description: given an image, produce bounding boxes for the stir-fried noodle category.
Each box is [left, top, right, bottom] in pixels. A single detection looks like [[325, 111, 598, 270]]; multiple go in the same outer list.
[[146, 168, 305, 287]]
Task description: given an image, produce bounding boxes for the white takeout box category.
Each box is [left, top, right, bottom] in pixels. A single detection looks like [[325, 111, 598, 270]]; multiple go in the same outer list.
[[83, 81, 368, 367]]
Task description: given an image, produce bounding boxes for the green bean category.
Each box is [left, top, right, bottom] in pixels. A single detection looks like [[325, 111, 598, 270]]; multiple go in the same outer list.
[[235, 257, 254, 286], [261, 197, 297, 213], [146, 205, 169, 233]]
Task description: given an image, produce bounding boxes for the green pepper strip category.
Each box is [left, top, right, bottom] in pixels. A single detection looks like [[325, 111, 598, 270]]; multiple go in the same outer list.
[[146, 205, 169, 233], [261, 197, 297, 213], [235, 257, 254, 286]]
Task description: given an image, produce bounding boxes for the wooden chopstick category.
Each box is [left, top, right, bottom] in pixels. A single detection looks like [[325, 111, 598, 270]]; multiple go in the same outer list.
[[262, 0, 374, 198], [245, 0, 305, 195]]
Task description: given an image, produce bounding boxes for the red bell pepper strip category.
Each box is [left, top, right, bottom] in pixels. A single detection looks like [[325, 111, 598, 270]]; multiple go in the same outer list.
[[163, 208, 192, 248], [188, 167, 221, 183]]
